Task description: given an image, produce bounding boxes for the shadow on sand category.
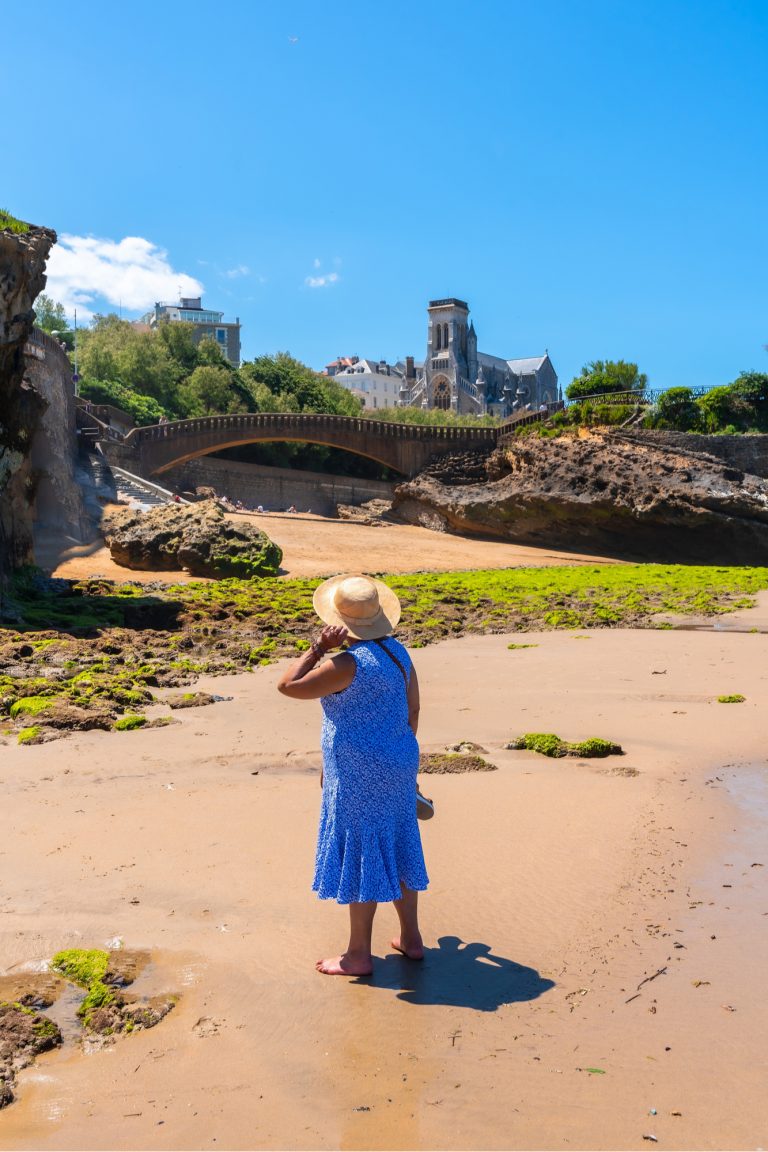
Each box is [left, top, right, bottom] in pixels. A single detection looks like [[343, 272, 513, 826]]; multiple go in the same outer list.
[[358, 935, 555, 1011]]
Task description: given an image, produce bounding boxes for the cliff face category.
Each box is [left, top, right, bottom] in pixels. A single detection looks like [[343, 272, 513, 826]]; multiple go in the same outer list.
[[392, 431, 768, 564], [0, 225, 57, 574]]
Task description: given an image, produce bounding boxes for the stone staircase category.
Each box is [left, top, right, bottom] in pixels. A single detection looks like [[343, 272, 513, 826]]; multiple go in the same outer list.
[[111, 467, 184, 509]]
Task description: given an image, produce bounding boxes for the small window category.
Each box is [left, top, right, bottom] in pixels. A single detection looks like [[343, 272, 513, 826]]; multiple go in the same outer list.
[[435, 325, 441, 351], [216, 328, 226, 343]]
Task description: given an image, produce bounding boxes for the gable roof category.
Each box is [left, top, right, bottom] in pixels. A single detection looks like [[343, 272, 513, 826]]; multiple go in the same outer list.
[[506, 355, 550, 375]]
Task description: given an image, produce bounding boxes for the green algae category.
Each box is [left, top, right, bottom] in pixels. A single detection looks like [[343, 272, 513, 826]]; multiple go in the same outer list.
[[508, 733, 623, 758], [717, 694, 746, 703], [51, 949, 108, 987], [507, 643, 538, 650], [114, 714, 147, 731], [50, 950, 114, 1026], [10, 697, 52, 719], [3, 564, 768, 738], [17, 726, 41, 744]]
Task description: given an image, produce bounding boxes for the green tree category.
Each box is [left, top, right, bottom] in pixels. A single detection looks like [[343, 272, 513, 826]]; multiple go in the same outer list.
[[34, 294, 74, 350], [696, 385, 755, 433], [156, 321, 200, 374], [177, 365, 247, 417], [728, 372, 768, 430], [79, 378, 166, 425], [566, 360, 647, 401], [651, 387, 702, 431], [239, 353, 362, 417], [78, 315, 184, 412]]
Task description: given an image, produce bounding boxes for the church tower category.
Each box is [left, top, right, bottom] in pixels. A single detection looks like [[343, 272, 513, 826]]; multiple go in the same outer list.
[[467, 320, 478, 386], [425, 298, 470, 410]]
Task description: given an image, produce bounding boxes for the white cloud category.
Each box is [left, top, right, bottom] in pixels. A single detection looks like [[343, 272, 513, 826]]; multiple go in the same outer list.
[[305, 271, 339, 289], [313, 258, 322, 269], [224, 264, 250, 279], [45, 234, 204, 320]]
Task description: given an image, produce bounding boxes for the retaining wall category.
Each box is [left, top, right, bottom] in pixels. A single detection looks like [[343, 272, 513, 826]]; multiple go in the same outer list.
[[162, 457, 394, 515]]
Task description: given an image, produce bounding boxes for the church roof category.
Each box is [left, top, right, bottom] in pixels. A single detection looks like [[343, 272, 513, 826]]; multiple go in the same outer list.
[[477, 351, 511, 372], [506, 355, 550, 375]]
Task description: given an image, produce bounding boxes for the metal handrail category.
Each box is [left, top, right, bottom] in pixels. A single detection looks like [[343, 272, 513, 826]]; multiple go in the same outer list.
[[563, 387, 712, 408]]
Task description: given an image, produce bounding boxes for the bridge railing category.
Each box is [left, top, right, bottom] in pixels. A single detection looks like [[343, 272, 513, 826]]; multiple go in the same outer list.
[[562, 388, 712, 408], [125, 411, 499, 446]]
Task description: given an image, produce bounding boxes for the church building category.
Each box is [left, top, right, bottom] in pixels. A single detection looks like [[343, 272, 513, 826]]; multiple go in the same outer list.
[[329, 298, 559, 417]]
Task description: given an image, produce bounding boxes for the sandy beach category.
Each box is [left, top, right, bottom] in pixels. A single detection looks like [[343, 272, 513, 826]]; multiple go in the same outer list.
[[40, 510, 623, 583], [1, 559, 767, 1150]]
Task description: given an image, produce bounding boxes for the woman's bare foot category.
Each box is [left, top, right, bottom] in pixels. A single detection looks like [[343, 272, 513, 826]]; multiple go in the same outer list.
[[391, 935, 424, 961], [316, 952, 373, 976]]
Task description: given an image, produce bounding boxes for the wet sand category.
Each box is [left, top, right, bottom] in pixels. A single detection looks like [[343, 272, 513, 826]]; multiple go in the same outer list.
[[43, 510, 624, 583], [1, 625, 767, 1150]]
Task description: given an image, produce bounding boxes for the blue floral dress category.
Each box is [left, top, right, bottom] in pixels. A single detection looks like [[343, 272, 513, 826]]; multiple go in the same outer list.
[[313, 637, 429, 904]]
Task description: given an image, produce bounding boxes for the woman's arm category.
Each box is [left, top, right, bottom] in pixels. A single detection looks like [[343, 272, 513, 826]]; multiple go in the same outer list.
[[407, 661, 420, 735], [276, 625, 355, 700]]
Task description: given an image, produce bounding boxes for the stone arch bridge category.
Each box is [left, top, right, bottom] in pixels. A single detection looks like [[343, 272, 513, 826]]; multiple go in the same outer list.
[[103, 411, 533, 478]]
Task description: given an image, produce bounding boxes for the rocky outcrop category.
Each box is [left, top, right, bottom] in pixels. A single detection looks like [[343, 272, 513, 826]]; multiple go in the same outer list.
[[103, 500, 283, 578], [336, 498, 394, 526], [393, 430, 768, 563], [0, 223, 57, 576]]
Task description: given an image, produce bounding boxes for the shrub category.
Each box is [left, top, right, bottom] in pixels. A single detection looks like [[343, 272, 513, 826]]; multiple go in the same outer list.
[[651, 387, 701, 432]]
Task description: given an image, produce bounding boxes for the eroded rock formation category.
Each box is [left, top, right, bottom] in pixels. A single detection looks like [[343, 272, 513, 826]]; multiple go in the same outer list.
[[103, 499, 283, 577], [0, 223, 57, 575], [393, 430, 768, 563]]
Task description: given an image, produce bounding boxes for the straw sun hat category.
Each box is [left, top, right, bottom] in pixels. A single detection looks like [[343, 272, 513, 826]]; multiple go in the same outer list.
[[312, 574, 401, 641]]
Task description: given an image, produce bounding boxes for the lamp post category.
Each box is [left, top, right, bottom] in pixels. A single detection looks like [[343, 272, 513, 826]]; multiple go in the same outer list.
[[72, 308, 80, 397]]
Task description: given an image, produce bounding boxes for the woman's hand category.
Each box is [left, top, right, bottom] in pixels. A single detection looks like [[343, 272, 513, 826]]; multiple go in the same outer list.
[[318, 624, 349, 652], [276, 623, 354, 699]]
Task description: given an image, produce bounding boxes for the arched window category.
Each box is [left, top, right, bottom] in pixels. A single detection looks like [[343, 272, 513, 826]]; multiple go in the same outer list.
[[435, 324, 441, 351], [443, 323, 449, 349], [433, 378, 451, 410]]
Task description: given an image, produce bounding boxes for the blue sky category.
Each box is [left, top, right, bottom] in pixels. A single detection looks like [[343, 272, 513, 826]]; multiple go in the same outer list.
[[5, 0, 767, 390]]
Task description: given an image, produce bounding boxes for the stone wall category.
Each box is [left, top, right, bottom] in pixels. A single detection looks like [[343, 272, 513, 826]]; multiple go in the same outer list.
[[23, 331, 88, 541], [617, 430, 768, 478], [162, 456, 394, 515]]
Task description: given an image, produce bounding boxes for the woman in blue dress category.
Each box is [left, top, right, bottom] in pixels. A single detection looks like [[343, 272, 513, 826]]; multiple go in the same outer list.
[[277, 573, 429, 976]]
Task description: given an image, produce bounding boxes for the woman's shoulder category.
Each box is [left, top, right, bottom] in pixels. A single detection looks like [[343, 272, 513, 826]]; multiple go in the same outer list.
[[382, 635, 412, 664]]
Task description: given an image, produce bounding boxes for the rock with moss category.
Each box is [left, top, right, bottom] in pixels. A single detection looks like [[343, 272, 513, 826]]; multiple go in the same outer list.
[[0, 1001, 62, 1108], [114, 714, 147, 731], [419, 752, 497, 774], [717, 693, 745, 703], [164, 690, 217, 709], [507, 733, 623, 758], [103, 501, 282, 578], [51, 947, 177, 1040]]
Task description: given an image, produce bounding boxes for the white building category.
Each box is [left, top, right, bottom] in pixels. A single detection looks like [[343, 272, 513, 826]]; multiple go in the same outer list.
[[325, 356, 405, 411]]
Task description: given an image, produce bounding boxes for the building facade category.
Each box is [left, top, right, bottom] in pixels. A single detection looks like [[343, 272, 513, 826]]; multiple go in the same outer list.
[[325, 356, 404, 410], [328, 298, 558, 417], [141, 297, 241, 367]]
